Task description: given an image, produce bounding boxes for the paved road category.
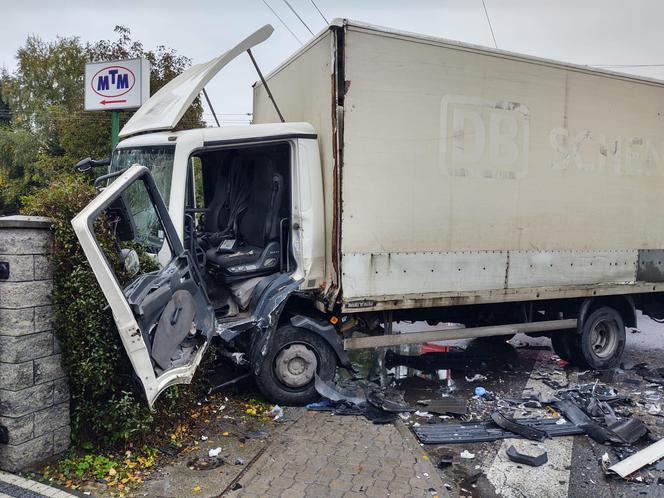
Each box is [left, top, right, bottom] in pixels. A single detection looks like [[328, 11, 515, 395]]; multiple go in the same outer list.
[[227, 409, 446, 497], [0, 471, 78, 498]]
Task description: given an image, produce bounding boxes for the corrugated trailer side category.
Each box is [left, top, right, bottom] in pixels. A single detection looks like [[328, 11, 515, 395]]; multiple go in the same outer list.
[[337, 20, 664, 311]]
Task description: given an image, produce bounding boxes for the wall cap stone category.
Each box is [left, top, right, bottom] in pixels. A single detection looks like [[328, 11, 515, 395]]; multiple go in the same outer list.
[[0, 216, 52, 229]]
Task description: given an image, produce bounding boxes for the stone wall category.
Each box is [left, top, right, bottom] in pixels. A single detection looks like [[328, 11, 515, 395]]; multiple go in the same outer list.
[[0, 216, 70, 472]]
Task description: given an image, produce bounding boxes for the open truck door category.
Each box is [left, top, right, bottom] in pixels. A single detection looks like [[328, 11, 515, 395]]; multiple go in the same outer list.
[[72, 165, 215, 408]]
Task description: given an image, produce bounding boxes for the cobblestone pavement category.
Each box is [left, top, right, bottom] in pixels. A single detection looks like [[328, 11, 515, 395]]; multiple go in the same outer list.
[[0, 471, 78, 498], [227, 410, 447, 497]]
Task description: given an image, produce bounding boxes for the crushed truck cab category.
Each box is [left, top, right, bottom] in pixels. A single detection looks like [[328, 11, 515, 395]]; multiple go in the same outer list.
[[74, 20, 664, 407]]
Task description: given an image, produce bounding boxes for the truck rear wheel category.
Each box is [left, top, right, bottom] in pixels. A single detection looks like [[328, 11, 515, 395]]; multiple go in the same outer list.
[[255, 325, 337, 406], [572, 307, 626, 369]]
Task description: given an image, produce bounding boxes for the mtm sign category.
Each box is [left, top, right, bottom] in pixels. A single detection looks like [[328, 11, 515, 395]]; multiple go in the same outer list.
[[84, 58, 150, 111]]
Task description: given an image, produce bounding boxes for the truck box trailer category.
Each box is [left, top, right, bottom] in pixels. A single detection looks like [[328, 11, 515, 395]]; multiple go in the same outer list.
[[72, 20, 664, 407], [253, 19, 664, 312]]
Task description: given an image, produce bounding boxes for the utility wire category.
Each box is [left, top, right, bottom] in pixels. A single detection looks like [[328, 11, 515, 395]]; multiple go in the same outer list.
[[309, 0, 329, 25], [481, 0, 498, 49], [282, 0, 315, 36], [261, 0, 304, 45]]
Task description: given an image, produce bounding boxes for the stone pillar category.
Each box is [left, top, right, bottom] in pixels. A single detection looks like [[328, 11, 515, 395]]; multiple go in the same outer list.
[[0, 216, 70, 472]]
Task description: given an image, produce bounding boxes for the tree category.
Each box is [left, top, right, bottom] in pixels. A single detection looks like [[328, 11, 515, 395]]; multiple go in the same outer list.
[[0, 26, 203, 215], [0, 79, 10, 126]]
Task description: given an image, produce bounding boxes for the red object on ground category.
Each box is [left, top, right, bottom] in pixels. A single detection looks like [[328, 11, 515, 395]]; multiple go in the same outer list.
[[421, 343, 449, 354]]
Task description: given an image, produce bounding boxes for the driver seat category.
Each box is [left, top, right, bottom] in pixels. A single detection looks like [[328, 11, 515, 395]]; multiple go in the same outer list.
[[206, 156, 284, 282]]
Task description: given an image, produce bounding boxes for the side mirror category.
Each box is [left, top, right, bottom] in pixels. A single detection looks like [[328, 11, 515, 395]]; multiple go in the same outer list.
[[75, 157, 93, 172], [75, 157, 111, 172]]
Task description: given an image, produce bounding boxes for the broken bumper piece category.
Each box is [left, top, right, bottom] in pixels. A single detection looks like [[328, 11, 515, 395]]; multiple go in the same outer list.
[[413, 417, 583, 444]]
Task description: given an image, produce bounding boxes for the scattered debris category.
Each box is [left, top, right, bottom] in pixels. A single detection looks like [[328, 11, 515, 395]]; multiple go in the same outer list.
[[460, 450, 475, 459], [235, 458, 245, 465], [268, 405, 284, 420], [607, 418, 648, 445], [188, 456, 225, 470], [474, 386, 487, 397], [647, 404, 662, 415], [416, 398, 467, 416], [245, 429, 270, 439], [609, 438, 664, 478], [158, 442, 182, 457], [601, 452, 612, 473], [505, 445, 548, 467], [413, 417, 583, 444], [490, 411, 547, 441], [465, 374, 487, 382], [367, 385, 412, 412], [437, 453, 454, 468], [208, 447, 222, 458], [314, 375, 366, 405]]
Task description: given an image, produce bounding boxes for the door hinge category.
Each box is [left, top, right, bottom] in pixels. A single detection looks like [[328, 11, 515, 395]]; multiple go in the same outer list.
[[0, 261, 9, 280]]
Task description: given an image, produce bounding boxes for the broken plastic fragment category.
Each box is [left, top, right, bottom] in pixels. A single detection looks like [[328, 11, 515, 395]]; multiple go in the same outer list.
[[460, 450, 475, 459], [208, 447, 222, 458], [465, 374, 487, 382], [474, 386, 487, 397], [647, 403, 662, 415], [438, 454, 454, 468], [505, 445, 548, 467], [609, 437, 664, 477], [269, 405, 284, 420]]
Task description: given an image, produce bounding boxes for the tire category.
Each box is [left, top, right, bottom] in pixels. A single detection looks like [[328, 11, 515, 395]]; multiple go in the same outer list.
[[574, 307, 626, 369], [550, 330, 575, 362], [255, 325, 337, 406]]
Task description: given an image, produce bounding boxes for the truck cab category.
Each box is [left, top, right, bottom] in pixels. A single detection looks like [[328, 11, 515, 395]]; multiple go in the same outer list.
[[72, 25, 346, 408]]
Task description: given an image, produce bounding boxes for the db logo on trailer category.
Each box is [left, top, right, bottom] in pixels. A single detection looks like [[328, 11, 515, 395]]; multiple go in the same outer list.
[[91, 65, 135, 103]]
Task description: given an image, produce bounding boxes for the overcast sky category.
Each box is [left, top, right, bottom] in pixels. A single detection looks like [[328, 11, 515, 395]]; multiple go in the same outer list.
[[3, 0, 664, 126]]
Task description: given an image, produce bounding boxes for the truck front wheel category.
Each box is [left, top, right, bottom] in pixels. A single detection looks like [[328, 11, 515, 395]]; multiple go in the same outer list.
[[573, 307, 626, 369], [255, 325, 337, 406]]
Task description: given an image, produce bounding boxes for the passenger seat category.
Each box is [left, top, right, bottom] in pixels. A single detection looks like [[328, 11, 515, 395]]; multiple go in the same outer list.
[[206, 156, 284, 282]]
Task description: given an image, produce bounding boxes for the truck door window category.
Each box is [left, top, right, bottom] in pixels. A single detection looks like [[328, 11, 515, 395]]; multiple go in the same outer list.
[[111, 146, 176, 252], [111, 146, 176, 206]]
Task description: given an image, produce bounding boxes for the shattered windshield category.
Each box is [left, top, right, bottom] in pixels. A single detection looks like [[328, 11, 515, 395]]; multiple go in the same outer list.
[[111, 146, 175, 250]]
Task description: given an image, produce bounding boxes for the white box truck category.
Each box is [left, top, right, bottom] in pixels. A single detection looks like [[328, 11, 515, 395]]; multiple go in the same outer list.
[[73, 20, 664, 407]]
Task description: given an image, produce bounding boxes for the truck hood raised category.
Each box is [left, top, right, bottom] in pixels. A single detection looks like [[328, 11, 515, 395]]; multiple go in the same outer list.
[[119, 24, 273, 138]]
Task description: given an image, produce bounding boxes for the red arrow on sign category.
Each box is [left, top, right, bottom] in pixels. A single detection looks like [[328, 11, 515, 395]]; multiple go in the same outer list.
[[99, 99, 127, 105]]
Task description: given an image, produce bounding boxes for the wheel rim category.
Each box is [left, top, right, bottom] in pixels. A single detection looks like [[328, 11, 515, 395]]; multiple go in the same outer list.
[[274, 343, 318, 388], [589, 319, 619, 358]]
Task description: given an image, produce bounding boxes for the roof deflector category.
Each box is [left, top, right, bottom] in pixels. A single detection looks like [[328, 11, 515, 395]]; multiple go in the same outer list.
[[119, 25, 274, 138]]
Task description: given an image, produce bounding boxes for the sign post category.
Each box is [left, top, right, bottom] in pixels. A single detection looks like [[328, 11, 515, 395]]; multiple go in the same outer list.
[[84, 58, 150, 153], [111, 111, 120, 150]]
